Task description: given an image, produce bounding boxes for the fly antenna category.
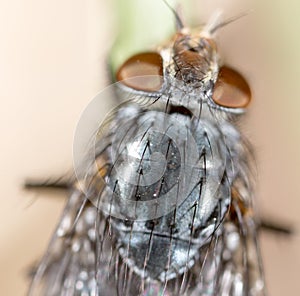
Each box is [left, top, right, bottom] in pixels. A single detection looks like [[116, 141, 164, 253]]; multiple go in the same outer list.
[[162, 0, 184, 31], [209, 10, 253, 35]]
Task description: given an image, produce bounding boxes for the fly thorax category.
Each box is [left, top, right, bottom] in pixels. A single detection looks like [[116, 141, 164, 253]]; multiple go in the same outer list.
[[94, 106, 239, 282]]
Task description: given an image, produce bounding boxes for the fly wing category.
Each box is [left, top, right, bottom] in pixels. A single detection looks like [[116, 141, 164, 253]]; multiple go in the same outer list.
[[214, 142, 266, 296], [217, 128, 265, 296], [27, 188, 117, 296], [217, 213, 265, 296], [28, 104, 131, 295], [232, 199, 265, 295], [188, 204, 265, 296]]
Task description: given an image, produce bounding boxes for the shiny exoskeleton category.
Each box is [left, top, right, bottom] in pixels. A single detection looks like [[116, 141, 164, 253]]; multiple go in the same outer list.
[[29, 18, 265, 296]]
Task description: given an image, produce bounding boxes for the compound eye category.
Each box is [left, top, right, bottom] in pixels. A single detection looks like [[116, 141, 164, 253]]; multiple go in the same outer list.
[[116, 52, 164, 92], [212, 66, 251, 108]]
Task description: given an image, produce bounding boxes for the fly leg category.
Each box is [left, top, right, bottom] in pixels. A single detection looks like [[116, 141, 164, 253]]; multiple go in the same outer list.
[[24, 177, 70, 192], [259, 219, 293, 235]]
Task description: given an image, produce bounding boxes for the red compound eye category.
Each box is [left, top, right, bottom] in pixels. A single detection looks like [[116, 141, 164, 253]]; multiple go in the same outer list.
[[212, 66, 251, 108], [116, 52, 164, 92]]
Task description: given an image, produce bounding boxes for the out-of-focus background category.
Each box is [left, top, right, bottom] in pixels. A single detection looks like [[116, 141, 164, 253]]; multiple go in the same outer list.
[[1, 0, 299, 295]]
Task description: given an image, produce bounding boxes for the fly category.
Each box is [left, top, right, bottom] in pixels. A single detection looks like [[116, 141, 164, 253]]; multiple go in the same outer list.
[[28, 5, 266, 296]]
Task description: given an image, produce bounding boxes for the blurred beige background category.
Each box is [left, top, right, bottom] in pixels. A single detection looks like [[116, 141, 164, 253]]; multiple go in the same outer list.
[[1, 0, 299, 295]]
